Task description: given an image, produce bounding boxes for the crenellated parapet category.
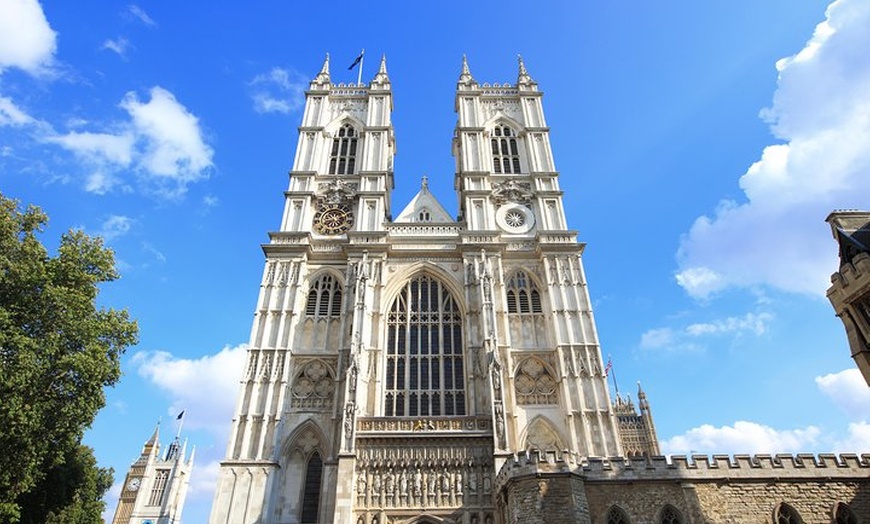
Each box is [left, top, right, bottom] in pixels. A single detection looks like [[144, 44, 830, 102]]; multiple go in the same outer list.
[[496, 449, 870, 488]]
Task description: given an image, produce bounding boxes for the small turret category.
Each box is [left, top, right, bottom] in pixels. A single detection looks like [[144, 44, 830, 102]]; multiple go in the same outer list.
[[312, 53, 331, 87], [517, 54, 534, 86], [372, 54, 390, 85], [458, 54, 476, 87]]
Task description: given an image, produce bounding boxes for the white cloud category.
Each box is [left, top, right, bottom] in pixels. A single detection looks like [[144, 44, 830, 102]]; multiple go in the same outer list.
[[249, 68, 306, 114], [676, 0, 870, 299], [640, 312, 772, 352], [48, 86, 213, 197], [132, 344, 247, 438], [0, 0, 57, 75], [815, 368, 870, 420], [98, 214, 134, 241], [126, 4, 156, 27], [102, 37, 131, 58], [662, 420, 821, 455], [833, 422, 870, 453], [0, 96, 35, 126], [120, 87, 214, 194]]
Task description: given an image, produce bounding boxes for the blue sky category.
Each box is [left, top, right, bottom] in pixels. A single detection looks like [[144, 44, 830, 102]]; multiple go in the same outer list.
[[2, 1, 870, 522]]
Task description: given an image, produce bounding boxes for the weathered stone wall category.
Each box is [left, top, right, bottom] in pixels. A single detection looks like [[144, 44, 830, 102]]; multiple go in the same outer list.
[[496, 451, 870, 524]]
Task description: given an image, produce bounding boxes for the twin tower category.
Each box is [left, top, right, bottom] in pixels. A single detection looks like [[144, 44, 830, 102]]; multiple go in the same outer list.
[[202, 54, 658, 524]]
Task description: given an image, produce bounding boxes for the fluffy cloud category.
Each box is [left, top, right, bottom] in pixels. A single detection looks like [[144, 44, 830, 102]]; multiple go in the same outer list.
[[675, 0, 870, 299], [98, 214, 134, 241], [661, 421, 821, 455], [132, 344, 246, 438], [49, 86, 214, 197], [249, 68, 306, 114], [0, 0, 56, 75], [815, 368, 870, 420], [0, 96, 35, 126], [640, 312, 772, 351]]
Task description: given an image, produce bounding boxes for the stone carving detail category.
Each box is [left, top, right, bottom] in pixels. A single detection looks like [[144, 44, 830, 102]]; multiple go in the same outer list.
[[357, 417, 490, 433], [491, 180, 533, 206], [481, 98, 521, 122], [515, 357, 558, 405], [316, 179, 358, 205], [354, 439, 493, 511], [290, 359, 335, 409]]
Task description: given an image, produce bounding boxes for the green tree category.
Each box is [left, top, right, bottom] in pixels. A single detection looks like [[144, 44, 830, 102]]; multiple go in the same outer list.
[[0, 193, 138, 522]]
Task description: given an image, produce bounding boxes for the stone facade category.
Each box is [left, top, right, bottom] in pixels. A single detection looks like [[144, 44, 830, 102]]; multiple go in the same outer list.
[[827, 211, 870, 386], [207, 57, 869, 524]]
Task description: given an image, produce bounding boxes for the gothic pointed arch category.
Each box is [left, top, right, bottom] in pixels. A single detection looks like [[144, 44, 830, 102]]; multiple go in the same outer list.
[[383, 273, 466, 417], [605, 505, 630, 524], [304, 270, 344, 319], [834, 502, 859, 524], [774, 503, 803, 524], [323, 116, 365, 175], [281, 419, 329, 462], [521, 415, 565, 451], [484, 116, 525, 175], [382, 261, 465, 310], [504, 269, 548, 348], [657, 504, 683, 524]]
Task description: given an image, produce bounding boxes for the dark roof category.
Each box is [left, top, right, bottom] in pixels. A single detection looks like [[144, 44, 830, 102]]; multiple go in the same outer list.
[[836, 226, 870, 265]]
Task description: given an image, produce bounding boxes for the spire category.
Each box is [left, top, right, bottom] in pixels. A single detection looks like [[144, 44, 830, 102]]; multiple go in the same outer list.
[[637, 381, 649, 410], [314, 53, 331, 85], [458, 54, 475, 85], [142, 422, 160, 457], [372, 54, 390, 85], [517, 54, 534, 86]]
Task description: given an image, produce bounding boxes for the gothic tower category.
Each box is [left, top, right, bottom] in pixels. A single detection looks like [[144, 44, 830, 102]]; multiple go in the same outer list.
[[209, 55, 637, 524], [112, 425, 194, 524]]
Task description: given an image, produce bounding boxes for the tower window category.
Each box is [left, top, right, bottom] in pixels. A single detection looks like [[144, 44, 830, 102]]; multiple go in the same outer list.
[[300, 452, 323, 523], [491, 125, 521, 174], [328, 124, 358, 175], [305, 274, 343, 318], [418, 209, 431, 222], [385, 276, 465, 417], [506, 270, 543, 314], [659, 505, 683, 524], [835, 502, 858, 524], [148, 469, 170, 506], [606, 506, 630, 524]]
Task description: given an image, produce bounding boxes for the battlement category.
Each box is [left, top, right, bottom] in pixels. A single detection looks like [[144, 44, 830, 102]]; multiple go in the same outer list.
[[496, 450, 870, 487]]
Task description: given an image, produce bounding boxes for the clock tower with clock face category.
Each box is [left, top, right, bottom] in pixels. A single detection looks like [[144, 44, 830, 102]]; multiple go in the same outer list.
[[111, 425, 194, 524]]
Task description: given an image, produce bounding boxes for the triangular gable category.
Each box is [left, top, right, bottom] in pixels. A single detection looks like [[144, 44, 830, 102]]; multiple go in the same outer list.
[[394, 177, 454, 223]]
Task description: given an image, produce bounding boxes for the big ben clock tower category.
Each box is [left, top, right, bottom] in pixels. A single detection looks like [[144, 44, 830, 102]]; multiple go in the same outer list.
[[111, 424, 194, 524]]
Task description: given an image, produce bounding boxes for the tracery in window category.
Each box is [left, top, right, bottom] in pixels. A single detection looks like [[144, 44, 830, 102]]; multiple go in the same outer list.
[[148, 469, 169, 506], [776, 503, 802, 524], [505, 270, 547, 348], [418, 208, 431, 222], [328, 124, 358, 175], [491, 124, 521, 174], [659, 505, 683, 524], [606, 506, 630, 524], [300, 452, 323, 523], [515, 357, 557, 405], [835, 503, 858, 524], [385, 275, 465, 417], [305, 273, 343, 318]]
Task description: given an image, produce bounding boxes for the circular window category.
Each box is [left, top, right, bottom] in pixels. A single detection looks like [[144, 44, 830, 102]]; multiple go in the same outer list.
[[496, 204, 535, 234]]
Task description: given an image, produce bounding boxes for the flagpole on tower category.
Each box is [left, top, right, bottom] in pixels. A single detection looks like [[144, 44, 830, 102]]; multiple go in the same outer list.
[[357, 49, 365, 85], [175, 410, 185, 439]]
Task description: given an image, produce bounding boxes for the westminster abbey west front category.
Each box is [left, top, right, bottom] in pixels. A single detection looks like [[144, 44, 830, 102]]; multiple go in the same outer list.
[[206, 56, 870, 524]]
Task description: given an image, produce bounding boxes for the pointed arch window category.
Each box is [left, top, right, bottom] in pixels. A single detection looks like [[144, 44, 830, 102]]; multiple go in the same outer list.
[[491, 125, 521, 174], [606, 506, 630, 524], [775, 503, 802, 524], [305, 274, 343, 318], [300, 452, 323, 523], [835, 502, 858, 524], [659, 505, 683, 524], [506, 270, 543, 314], [328, 124, 358, 175], [385, 275, 465, 417]]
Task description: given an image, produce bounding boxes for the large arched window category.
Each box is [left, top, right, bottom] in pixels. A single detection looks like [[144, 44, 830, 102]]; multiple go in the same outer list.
[[328, 124, 358, 175], [834, 502, 858, 524], [775, 503, 802, 524], [606, 505, 630, 524], [305, 274, 343, 318], [491, 124, 521, 174], [506, 270, 542, 314], [385, 275, 465, 416], [300, 452, 323, 523], [659, 505, 683, 524]]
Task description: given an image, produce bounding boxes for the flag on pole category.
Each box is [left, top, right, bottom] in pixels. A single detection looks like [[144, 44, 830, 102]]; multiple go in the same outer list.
[[176, 410, 185, 420], [348, 51, 364, 70], [604, 357, 613, 377]]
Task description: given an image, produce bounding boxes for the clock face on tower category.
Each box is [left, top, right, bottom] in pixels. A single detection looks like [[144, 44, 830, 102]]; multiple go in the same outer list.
[[126, 477, 141, 491], [313, 203, 354, 235]]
